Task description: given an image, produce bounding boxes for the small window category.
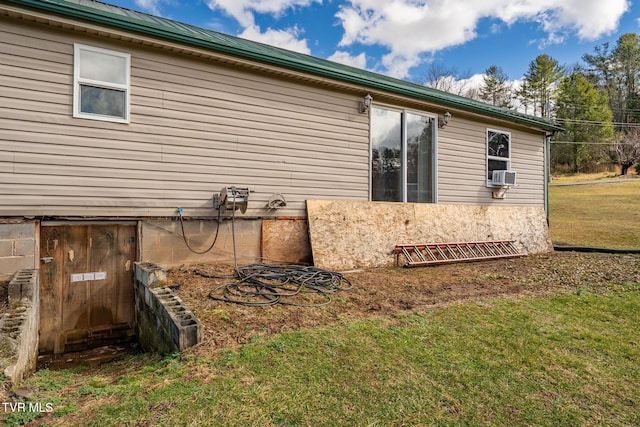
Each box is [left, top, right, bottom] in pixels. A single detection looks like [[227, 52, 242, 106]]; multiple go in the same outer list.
[[73, 44, 130, 123], [486, 129, 510, 184]]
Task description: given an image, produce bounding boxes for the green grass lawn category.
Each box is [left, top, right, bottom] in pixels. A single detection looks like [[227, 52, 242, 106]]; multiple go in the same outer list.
[[549, 180, 640, 248], [6, 284, 640, 427]]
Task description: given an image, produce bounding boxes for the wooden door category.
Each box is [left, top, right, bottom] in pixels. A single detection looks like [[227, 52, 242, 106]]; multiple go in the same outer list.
[[39, 223, 137, 354]]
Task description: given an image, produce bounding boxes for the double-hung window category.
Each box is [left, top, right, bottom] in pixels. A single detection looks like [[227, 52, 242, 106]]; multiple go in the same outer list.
[[370, 106, 436, 203], [73, 44, 130, 123], [486, 129, 511, 184]]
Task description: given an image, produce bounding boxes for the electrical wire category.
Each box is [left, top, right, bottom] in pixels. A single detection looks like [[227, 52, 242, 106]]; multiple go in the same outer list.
[[551, 140, 639, 145], [555, 118, 640, 127], [178, 208, 221, 255]]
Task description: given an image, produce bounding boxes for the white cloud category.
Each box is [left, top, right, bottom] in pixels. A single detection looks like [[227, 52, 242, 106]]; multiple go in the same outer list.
[[336, 0, 630, 78], [327, 51, 367, 69], [205, 0, 320, 58], [134, 0, 168, 15], [456, 73, 485, 91], [238, 25, 312, 54], [205, 0, 323, 27], [380, 52, 423, 79], [198, 0, 630, 80], [490, 23, 504, 35]]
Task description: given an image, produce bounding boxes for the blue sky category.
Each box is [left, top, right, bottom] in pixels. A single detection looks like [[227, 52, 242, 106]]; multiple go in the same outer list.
[[103, 0, 637, 83]]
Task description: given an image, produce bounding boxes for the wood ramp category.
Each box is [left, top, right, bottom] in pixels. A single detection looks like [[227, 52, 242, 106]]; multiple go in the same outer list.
[[395, 241, 523, 267]]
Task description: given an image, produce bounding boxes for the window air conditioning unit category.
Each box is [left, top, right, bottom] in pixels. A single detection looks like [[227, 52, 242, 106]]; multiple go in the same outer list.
[[491, 170, 517, 187]]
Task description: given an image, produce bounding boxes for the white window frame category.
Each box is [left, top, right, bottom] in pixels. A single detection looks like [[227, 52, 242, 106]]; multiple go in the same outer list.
[[486, 128, 511, 186], [73, 44, 130, 123], [369, 104, 438, 203]]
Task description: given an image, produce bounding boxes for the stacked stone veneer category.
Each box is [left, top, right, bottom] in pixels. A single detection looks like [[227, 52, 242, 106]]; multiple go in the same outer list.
[[1, 269, 39, 386], [134, 262, 202, 353]]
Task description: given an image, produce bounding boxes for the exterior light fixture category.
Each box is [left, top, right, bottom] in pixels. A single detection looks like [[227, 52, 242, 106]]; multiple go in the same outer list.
[[438, 111, 452, 128], [359, 93, 373, 113]]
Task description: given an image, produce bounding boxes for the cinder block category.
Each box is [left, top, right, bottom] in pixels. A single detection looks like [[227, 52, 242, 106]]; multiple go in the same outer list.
[[0, 257, 36, 278], [182, 323, 201, 348], [0, 223, 36, 240], [14, 239, 35, 257], [0, 240, 13, 257], [157, 232, 184, 250], [134, 262, 167, 287], [133, 262, 202, 354], [8, 269, 37, 304]]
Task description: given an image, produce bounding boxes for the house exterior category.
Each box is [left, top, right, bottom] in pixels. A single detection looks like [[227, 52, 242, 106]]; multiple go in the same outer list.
[[1, 0, 561, 279], [1, 0, 563, 351]]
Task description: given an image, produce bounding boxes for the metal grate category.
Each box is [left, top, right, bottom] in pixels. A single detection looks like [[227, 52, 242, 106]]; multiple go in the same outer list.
[[395, 241, 523, 267]]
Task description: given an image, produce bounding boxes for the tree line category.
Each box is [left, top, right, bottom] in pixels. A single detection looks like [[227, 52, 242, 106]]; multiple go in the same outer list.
[[422, 33, 640, 176]]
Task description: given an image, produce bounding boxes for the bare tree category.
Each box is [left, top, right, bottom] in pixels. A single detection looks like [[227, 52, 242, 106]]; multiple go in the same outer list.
[[615, 126, 640, 175], [416, 63, 475, 97]]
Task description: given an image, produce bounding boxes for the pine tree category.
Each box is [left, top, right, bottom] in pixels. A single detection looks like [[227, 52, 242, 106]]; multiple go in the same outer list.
[[553, 72, 614, 172], [523, 54, 565, 117], [479, 65, 512, 108]]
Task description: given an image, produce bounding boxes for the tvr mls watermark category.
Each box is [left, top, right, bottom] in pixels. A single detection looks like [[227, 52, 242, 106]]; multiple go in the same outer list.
[[2, 402, 54, 413]]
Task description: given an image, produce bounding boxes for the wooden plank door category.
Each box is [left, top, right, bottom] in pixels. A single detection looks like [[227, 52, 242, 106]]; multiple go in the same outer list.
[[39, 223, 136, 354]]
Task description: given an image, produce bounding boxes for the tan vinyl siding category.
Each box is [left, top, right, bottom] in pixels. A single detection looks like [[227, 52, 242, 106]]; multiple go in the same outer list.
[[1, 12, 549, 220], [0, 17, 369, 217], [437, 117, 545, 207]]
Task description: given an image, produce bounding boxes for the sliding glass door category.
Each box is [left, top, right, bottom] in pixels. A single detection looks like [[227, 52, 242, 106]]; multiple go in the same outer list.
[[371, 107, 435, 203]]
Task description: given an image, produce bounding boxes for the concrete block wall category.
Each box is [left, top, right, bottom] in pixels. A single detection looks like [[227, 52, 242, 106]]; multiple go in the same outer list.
[[0, 221, 37, 283], [1, 269, 39, 386], [134, 262, 202, 354], [142, 219, 261, 268]]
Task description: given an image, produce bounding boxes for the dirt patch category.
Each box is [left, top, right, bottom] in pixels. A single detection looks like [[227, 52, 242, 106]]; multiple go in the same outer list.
[[166, 252, 640, 358], [36, 344, 140, 371]]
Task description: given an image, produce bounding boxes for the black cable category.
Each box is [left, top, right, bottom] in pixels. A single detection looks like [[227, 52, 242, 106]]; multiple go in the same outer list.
[[206, 264, 353, 307], [553, 245, 640, 254], [193, 269, 236, 280], [178, 209, 221, 255]]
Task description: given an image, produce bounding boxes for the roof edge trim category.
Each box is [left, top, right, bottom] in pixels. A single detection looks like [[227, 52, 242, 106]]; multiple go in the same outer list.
[[3, 0, 563, 132]]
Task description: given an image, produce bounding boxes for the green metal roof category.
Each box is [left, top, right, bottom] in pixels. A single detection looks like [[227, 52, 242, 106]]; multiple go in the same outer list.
[[5, 0, 562, 132]]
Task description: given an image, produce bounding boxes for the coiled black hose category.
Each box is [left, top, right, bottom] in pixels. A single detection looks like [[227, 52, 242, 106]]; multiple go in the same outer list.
[[201, 264, 352, 307]]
